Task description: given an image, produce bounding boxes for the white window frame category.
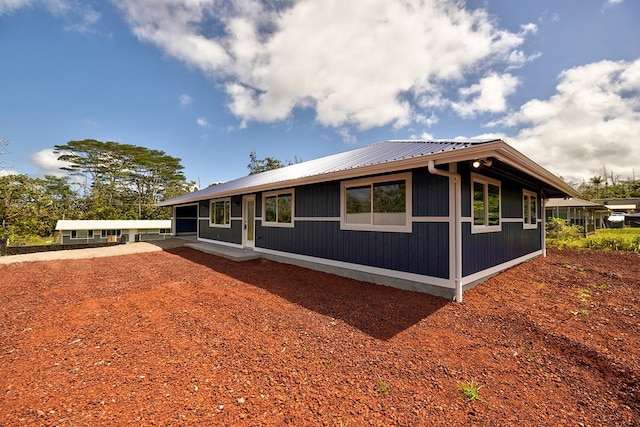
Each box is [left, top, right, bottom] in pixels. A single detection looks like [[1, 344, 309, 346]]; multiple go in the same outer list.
[[523, 190, 538, 229], [340, 172, 412, 233], [209, 198, 232, 228], [101, 229, 121, 238], [71, 229, 93, 239], [471, 173, 502, 234], [262, 189, 295, 228]]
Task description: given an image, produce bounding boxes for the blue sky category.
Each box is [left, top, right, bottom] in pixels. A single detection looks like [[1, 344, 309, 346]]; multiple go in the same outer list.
[[1, 0, 638, 188]]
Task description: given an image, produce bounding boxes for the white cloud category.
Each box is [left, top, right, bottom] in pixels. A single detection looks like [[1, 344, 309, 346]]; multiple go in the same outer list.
[[196, 117, 209, 127], [114, 0, 531, 130], [452, 73, 520, 117], [30, 148, 70, 176], [0, 169, 19, 176], [498, 59, 640, 182], [179, 94, 193, 107], [0, 0, 31, 15]]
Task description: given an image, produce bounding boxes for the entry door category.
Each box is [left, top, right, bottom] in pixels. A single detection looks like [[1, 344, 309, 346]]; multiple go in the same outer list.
[[243, 195, 255, 248]]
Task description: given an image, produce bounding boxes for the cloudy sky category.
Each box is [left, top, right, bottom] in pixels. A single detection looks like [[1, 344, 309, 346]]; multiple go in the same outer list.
[[0, 0, 638, 186]]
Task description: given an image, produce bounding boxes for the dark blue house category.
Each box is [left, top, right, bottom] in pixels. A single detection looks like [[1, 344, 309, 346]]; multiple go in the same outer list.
[[159, 140, 578, 301]]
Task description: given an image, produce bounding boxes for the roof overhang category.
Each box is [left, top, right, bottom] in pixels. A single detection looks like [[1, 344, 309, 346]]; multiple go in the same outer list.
[[158, 140, 578, 206]]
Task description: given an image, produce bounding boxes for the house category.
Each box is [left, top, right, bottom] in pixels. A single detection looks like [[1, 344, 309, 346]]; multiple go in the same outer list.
[[544, 198, 609, 235], [158, 139, 578, 301], [55, 220, 172, 244]]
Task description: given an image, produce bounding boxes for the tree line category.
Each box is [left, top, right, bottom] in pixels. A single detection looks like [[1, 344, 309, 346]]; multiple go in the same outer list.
[[1, 139, 194, 240]]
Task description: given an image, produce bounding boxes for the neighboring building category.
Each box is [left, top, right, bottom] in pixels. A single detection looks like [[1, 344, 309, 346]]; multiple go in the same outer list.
[[158, 139, 578, 301], [56, 220, 172, 244], [591, 198, 640, 214], [545, 198, 609, 235]]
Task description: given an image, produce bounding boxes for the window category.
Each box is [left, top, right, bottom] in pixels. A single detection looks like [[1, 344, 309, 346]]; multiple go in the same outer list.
[[159, 228, 171, 234], [101, 229, 121, 238], [71, 230, 93, 239], [523, 190, 538, 229], [472, 174, 501, 233], [210, 199, 231, 228], [263, 190, 294, 227], [341, 173, 411, 232]]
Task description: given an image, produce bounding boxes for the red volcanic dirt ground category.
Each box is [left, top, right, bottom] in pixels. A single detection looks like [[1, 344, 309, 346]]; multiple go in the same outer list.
[[1, 246, 639, 426]]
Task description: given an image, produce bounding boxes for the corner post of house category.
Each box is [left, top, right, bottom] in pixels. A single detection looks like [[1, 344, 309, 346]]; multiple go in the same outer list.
[[541, 198, 547, 257], [428, 160, 463, 302]]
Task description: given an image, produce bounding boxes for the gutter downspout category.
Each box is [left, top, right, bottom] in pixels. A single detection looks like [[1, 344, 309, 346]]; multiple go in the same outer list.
[[427, 160, 463, 302]]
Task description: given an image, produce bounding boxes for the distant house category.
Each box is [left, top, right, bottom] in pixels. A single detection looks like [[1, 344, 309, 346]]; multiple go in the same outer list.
[[591, 197, 640, 214], [158, 139, 578, 301], [545, 198, 609, 235], [55, 220, 172, 244]]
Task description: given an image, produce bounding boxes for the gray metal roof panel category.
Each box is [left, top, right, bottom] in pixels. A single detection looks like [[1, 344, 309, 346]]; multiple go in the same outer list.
[[159, 139, 498, 206]]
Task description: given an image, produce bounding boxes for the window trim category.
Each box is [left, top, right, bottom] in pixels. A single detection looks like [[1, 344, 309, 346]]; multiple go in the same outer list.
[[471, 173, 502, 234], [340, 172, 412, 233], [262, 189, 295, 228], [523, 190, 538, 229], [209, 198, 232, 228], [101, 229, 121, 238], [71, 229, 93, 239]]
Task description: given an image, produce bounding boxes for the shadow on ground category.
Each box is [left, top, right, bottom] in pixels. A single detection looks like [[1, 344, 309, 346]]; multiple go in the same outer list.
[[165, 246, 449, 341]]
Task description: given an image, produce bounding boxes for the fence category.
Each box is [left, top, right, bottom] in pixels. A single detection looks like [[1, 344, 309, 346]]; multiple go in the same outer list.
[[0, 235, 126, 256]]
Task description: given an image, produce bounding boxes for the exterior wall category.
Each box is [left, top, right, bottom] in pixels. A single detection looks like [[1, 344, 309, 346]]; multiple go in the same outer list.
[[458, 163, 543, 277], [198, 196, 243, 244], [253, 169, 451, 280]]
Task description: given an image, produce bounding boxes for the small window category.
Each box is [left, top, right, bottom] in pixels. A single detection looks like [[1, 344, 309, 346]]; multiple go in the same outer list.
[[210, 199, 231, 228], [263, 190, 294, 227], [341, 173, 411, 232], [71, 230, 93, 239], [159, 228, 171, 234], [523, 190, 538, 229], [472, 174, 501, 233], [101, 229, 121, 238]]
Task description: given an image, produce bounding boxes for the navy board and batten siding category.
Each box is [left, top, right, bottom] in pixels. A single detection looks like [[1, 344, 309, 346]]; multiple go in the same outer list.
[[197, 196, 243, 244], [244, 168, 451, 281], [458, 164, 543, 277]]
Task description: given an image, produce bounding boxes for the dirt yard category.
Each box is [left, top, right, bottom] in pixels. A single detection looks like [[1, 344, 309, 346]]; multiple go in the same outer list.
[[1, 244, 638, 426]]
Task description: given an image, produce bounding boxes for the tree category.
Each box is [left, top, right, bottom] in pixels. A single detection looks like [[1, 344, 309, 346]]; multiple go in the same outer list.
[[247, 150, 285, 175], [54, 139, 188, 219], [0, 174, 78, 239]]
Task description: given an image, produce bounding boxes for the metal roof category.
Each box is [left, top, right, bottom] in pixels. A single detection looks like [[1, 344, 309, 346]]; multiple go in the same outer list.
[[544, 198, 608, 209], [55, 220, 171, 231], [158, 139, 578, 206]]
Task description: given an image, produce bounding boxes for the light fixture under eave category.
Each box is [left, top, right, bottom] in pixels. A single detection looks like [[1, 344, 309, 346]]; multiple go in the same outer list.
[[472, 158, 492, 168]]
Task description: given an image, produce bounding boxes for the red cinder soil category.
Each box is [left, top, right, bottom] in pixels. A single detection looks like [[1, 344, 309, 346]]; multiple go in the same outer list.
[[1, 246, 639, 426]]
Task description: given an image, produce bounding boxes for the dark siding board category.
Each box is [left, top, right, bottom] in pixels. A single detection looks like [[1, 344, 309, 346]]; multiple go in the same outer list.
[[462, 222, 542, 276], [198, 219, 242, 244], [175, 205, 197, 217], [502, 181, 525, 219], [257, 220, 449, 279], [199, 201, 209, 218], [296, 182, 340, 218], [413, 168, 450, 217], [231, 195, 243, 218]]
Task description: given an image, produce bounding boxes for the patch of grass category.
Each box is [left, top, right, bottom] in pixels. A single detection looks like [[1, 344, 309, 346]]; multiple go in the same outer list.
[[523, 349, 536, 362], [377, 378, 390, 394], [333, 417, 350, 427], [570, 309, 590, 317], [458, 379, 483, 402], [595, 283, 611, 292], [578, 288, 591, 301]]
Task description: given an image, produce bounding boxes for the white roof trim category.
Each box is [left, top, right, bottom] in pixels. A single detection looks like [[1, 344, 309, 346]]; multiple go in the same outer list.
[[55, 220, 171, 231]]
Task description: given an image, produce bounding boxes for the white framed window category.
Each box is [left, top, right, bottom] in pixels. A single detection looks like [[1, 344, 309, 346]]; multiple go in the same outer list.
[[71, 230, 93, 239], [523, 190, 538, 229], [101, 229, 121, 238], [263, 189, 294, 227], [471, 173, 501, 233], [210, 198, 231, 228], [340, 172, 412, 232]]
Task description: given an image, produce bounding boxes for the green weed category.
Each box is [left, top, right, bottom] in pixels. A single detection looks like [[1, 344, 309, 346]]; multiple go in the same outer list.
[[570, 309, 590, 317], [458, 379, 483, 402]]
